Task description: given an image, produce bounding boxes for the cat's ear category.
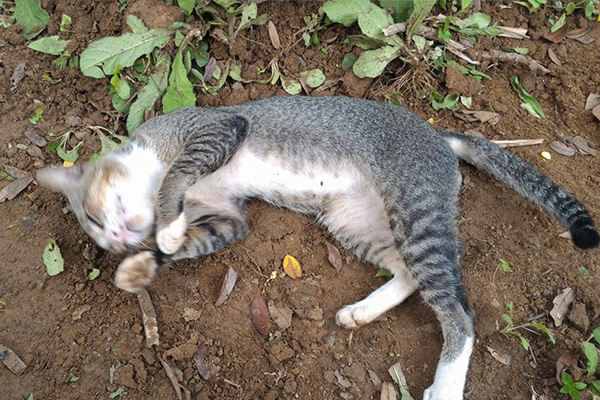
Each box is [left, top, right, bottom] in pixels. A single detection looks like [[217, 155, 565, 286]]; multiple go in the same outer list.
[[36, 165, 85, 194]]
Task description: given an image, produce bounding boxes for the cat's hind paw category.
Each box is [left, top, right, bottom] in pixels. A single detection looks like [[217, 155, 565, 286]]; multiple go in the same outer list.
[[115, 251, 158, 292], [157, 213, 187, 254]]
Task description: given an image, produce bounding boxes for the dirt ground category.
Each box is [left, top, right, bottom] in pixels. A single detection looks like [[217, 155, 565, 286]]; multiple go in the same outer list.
[[1, 1, 599, 400]]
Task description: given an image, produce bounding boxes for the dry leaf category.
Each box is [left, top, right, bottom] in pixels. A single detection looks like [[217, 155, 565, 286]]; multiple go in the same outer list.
[[325, 242, 343, 273], [571, 32, 595, 44], [571, 136, 598, 156], [388, 362, 408, 387], [486, 346, 512, 365], [550, 287, 574, 327], [565, 27, 589, 38], [0, 344, 27, 375], [334, 370, 352, 388], [547, 48, 561, 66], [585, 93, 600, 110], [549, 141, 576, 157], [137, 289, 159, 347], [380, 382, 398, 400], [559, 231, 572, 239], [462, 110, 500, 124], [367, 369, 382, 390], [0, 176, 33, 202], [183, 308, 202, 322], [215, 267, 238, 306], [251, 296, 271, 337], [282, 255, 302, 279], [4, 166, 28, 179], [544, 25, 567, 43], [593, 104, 600, 122], [267, 300, 293, 331], [194, 345, 216, 381], [498, 26, 529, 39], [72, 304, 91, 321], [556, 351, 579, 384], [268, 21, 280, 49], [493, 139, 544, 148], [160, 357, 190, 400]]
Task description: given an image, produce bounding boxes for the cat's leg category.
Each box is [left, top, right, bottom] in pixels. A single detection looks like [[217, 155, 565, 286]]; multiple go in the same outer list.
[[155, 115, 248, 255], [394, 193, 474, 400], [114, 251, 162, 292]]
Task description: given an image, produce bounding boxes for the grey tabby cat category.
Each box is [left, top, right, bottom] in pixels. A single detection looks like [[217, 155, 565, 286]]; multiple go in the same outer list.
[[38, 96, 599, 400]]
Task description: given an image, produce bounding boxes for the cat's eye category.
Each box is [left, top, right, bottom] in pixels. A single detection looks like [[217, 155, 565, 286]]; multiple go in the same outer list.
[[85, 211, 103, 228]]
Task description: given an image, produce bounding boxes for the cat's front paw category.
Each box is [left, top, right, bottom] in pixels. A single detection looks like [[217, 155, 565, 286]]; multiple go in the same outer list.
[[423, 385, 463, 400], [157, 213, 187, 254], [114, 251, 158, 292], [335, 302, 380, 329]]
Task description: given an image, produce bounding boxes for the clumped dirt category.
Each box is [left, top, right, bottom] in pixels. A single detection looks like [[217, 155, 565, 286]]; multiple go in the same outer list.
[[1, 2, 599, 400]]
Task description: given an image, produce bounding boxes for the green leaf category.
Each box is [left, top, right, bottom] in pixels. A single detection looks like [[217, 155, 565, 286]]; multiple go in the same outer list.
[[530, 322, 556, 344], [508, 47, 529, 55], [454, 12, 491, 29], [88, 268, 100, 281], [589, 380, 600, 396], [565, 2, 576, 15], [14, 0, 50, 40], [375, 268, 392, 277], [109, 387, 124, 399], [342, 53, 357, 70], [551, 13, 566, 33], [56, 144, 80, 163], [594, 326, 600, 345], [80, 29, 173, 78], [499, 259, 513, 272], [126, 15, 148, 33], [300, 68, 326, 88], [322, 0, 373, 27], [281, 77, 302, 95], [60, 14, 71, 32], [43, 239, 64, 277], [511, 76, 545, 118], [28, 36, 71, 56], [126, 54, 170, 133], [432, 93, 459, 110], [352, 45, 399, 78], [584, 341, 599, 377], [585, 1, 595, 20], [163, 51, 195, 113], [357, 2, 394, 40], [178, 0, 195, 16], [405, 0, 436, 39], [27, 394, 34, 400], [379, 0, 413, 23], [68, 372, 80, 383], [518, 333, 530, 351]]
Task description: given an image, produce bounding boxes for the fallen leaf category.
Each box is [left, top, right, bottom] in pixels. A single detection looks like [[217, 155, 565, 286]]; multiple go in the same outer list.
[[214, 266, 238, 306], [63, 160, 74, 168], [267, 21, 280, 49], [388, 362, 414, 399], [0, 176, 33, 202], [183, 308, 202, 322], [570, 31, 595, 44], [325, 242, 342, 273], [549, 141, 575, 157], [559, 231, 572, 239], [24, 131, 47, 147], [334, 370, 352, 388], [571, 136, 598, 156], [0, 344, 27, 375], [544, 25, 567, 43], [43, 238, 64, 276], [556, 351, 579, 384], [585, 93, 600, 110], [194, 345, 216, 380], [541, 151, 552, 160], [267, 300, 292, 331], [486, 346, 512, 365], [593, 105, 600, 122], [380, 382, 398, 400], [4, 166, 28, 179], [498, 26, 529, 39], [160, 356, 190, 400], [461, 110, 500, 124], [10, 62, 26, 90], [282, 255, 302, 279], [547, 48, 561, 66], [565, 27, 589, 38], [550, 287, 574, 327], [164, 343, 197, 361], [251, 296, 271, 337], [367, 369, 382, 390]]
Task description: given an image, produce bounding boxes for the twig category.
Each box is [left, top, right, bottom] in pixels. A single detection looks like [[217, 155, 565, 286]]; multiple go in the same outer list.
[[137, 289, 159, 348], [492, 139, 544, 148], [159, 357, 191, 400]]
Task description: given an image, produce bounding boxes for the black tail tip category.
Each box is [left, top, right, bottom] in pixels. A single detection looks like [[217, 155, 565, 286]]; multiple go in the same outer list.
[[571, 225, 600, 249]]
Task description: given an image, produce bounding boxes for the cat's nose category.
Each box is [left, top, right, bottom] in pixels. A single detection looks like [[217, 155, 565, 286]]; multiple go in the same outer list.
[[109, 230, 124, 243]]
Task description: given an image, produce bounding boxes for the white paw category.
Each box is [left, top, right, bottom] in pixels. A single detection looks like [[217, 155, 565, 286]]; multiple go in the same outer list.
[[114, 251, 158, 292], [157, 213, 187, 254], [423, 384, 463, 400], [335, 302, 380, 329]]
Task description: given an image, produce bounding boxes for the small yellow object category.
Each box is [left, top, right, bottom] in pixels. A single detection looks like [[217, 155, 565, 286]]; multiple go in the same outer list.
[[63, 160, 74, 168], [282, 255, 302, 279], [427, 118, 435, 125], [541, 151, 551, 160]]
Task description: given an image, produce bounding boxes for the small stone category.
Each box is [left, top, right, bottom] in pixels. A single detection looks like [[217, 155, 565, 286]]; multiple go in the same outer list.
[[72, 304, 91, 321], [323, 370, 335, 384], [33, 160, 44, 168], [141, 349, 156, 365], [306, 306, 323, 321], [183, 308, 203, 322], [66, 115, 82, 127], [267, 341, 295, 365], [21, 217, 36, 231], [114, 363, 137, 388], [283, 377, 296, 393], [4, 166, 28, 178], [24, 131, 47, 147], [567, 302, 590, 331]]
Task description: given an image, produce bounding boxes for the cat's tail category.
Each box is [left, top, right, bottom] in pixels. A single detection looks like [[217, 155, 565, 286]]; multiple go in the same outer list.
[[441, 130, 599, 249]]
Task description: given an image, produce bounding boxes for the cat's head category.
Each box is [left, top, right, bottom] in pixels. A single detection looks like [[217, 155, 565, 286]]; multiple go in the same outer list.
[[37, 156, 157, 253]]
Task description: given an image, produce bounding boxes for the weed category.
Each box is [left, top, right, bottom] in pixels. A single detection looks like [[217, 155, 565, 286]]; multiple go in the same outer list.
[[29, 107, 44, 125], [498, 305, 555, 357]]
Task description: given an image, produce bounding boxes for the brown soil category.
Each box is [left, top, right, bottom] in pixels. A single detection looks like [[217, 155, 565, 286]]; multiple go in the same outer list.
[[1, 2, 599, 400]]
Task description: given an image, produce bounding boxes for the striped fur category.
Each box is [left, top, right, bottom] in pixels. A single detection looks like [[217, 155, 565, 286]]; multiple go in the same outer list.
[[38, 96, 598, 400]]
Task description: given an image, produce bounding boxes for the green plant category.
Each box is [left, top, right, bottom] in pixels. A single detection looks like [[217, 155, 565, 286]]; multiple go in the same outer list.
[[29, 107, 44, 125], [498, 306, 555, 353], [561, 372, 587, 400], [511, 76, 545, 119]]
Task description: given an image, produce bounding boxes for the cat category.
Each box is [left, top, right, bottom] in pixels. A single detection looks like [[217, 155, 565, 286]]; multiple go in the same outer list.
[[37, 96, 599, 400]]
